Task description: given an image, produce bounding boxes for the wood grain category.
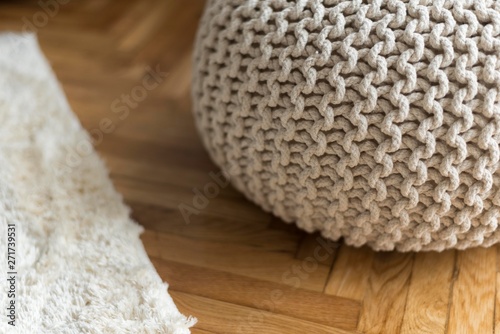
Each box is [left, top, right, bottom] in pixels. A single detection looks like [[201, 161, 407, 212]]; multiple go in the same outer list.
[[191, 329, 217, 334], [170, 291, 353, 334], [447, 247, 496, 334], [141, 230, 331, 292], [152, 258, 360, 330], [324, 244, 375, 300], [400, 251, 455, 333], [296, 233, 339, 267], [357, 252, 414, 334], [0, 1, 497, 333], [495, 273, 500, 334]]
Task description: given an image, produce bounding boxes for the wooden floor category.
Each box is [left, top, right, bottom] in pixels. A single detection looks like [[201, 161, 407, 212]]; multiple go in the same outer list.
[[0, 1, 498, 333]]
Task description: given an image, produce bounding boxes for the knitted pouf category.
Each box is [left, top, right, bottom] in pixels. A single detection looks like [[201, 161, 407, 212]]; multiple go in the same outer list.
[[192, 0, 500, 251]]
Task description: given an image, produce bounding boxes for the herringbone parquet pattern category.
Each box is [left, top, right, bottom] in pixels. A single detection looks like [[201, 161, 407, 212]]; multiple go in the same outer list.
[[0, 1, 497, 333]]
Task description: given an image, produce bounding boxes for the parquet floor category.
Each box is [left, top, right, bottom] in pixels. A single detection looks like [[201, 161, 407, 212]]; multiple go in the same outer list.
[[0, 1, 498, 333]]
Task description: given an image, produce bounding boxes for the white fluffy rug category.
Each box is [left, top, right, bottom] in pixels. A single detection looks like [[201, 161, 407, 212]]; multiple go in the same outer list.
[[0, 33, 195, 333]]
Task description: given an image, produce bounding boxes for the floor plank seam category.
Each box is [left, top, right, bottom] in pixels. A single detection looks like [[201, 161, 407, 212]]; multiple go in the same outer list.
[[321, 241, 342, 294], [444, 250, 459, 334], [399, 252, 416, 334]]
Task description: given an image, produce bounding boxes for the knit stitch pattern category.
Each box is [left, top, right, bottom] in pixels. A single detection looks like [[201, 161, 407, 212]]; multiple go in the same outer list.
[[192, 0, 500, 251]]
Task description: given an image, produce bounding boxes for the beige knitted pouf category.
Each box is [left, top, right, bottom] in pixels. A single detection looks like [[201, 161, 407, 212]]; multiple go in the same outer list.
[[192, 0, 500, 251]]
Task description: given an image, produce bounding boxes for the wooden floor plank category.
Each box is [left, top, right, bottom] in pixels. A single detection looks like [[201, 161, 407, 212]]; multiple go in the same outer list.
[[400, 251, 455, 334], [191, 328, 218, 334], [170, 291, 354, 334], [114, 176, 272, 225], [357, 252, 414, 334], [324, 245, 375, 300], [447, 247, 496, 334], [495, 273, 500, 334], [497, 244, 500, 272], [130, 200, 300, 252], [295, 233, 339, 267], [141, 230, 331, 292], [152, 258, 360, 330], [191, 328, 216, 334], [155, 48, 194, 99]]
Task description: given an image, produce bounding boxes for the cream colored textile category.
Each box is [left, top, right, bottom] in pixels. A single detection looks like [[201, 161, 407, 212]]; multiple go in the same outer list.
[[0, 33, 194, 333]]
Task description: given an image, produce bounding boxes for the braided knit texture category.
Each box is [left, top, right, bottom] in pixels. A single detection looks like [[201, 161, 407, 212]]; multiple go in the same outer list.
[[192, 0, 500, 251]]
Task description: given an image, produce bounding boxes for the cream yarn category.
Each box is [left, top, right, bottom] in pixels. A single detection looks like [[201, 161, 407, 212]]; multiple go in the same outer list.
[[192, 0, 500, 251]]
